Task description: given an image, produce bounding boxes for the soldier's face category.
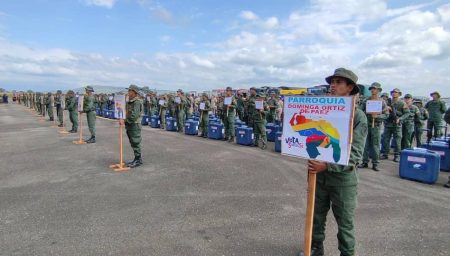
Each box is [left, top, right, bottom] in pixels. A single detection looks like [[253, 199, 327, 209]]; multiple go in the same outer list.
[[404, 97, 412, 104], [391, 91, 399, 98], [370, 88, 380, 96], [128, 90, 137, 99], [226, 90, 232, 96], [431, 94, 438, 100], [250, 90, 256, 96], [329, 78, 353, 96]]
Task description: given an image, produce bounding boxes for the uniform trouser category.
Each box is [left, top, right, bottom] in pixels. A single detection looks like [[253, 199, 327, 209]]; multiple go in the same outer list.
[[237, 109, 244, 121], [312, 178, 357, 256], [224, 112, 235, 138], [267, 110, 276, 123], [186, 110, 192, 120], [69, 111, 78, 131], [413, 124, 424, 147], [86, 111, 96, 136], [382, 126, 402, 157], [47, 105, 53, 119], [56, 105, 63, 124], [160, 109, 166, 129], [177, 110, 185, 131], [254, 120, 267, 146], [427, 120, 443, 140], [125, 123, 142, 159], [401, 122, 414, 150], [362, 123, 381, 165], [200, 113, 209, 136]]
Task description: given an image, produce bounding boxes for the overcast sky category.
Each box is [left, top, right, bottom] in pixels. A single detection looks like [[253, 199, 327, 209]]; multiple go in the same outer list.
[[0, 0, 449, 96]]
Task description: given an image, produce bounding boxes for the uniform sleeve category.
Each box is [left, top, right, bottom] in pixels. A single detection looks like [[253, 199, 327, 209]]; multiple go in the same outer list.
[[398, 103, 410, 122], [440, 101, 447, 114], [327, 109, 368, 173], [128, 100, 143, 123]]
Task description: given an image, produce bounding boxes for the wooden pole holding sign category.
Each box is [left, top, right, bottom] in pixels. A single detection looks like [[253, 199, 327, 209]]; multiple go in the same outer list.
[[109, 94, 129, 172], [303, 170, 317, 256], [73, 113, 87, 144]]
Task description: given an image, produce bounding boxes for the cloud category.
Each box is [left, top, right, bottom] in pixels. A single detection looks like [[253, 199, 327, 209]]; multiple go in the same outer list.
[[151, 5, 174, 24], [240, 11, 258, 21], [83, 0, 116, 9], [159, 35, 171, 43]]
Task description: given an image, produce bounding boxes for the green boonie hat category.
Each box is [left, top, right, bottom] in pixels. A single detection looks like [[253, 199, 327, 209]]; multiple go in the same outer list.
[[67, 90, 74, 94], [250, 87, 257, 91], [226, 86, 232, 91], [404, 93, 412, 98], [325, 68, 359, 95], [57, 90, 62, 94], [381, 92, 389, 97], [390, 88, 402, 96], [430, 91, 440, 98], [85, 86, 94, 92], [177, 89, 183, 93], [413, 99, 423, 104], [202, 93, 208, 97], [127, 84, 139, 93], [369, 82, 382, 91]]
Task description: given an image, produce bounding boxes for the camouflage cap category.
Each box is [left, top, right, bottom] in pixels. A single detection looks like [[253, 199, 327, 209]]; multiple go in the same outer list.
[[390, 88, 402, 96], [404, 93, 413, 98], [202, 93, 209, 98], [413, 99, 423, 104], [226, 86, 232, 91], [127, 84, 139, 93], [57, 90, 62, 94], [85, 86, 94, 92], [430, 91, 441, 98], [67, 90, 74, 94], [177, 89, 183, 93], [368, 82, 382, 92], [325, 68, 359, 95], [249, 87, 257, 91]]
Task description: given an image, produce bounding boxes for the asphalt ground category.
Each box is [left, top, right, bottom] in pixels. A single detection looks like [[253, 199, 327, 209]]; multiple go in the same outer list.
[[1, 103, 449, 256]]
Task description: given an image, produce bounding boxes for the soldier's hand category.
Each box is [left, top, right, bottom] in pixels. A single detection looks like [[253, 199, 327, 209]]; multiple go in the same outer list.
[[119, 119, 124, 125], [396, 119, 400, 124], [308, 160, 327, 174]]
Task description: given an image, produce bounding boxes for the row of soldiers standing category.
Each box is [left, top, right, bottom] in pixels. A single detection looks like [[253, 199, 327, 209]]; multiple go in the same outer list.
[[358, 83, 447, 171]]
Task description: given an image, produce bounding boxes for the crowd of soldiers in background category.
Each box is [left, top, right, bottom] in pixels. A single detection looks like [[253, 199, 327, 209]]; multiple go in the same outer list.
[[14, 85, 450, 156]]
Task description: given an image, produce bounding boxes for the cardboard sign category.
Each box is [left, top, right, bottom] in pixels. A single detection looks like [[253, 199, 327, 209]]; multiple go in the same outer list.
[[200, 102, 206, 110], [224, 97, 232, 105], [175, 97, 181, 104], [255, 100, 264, 110], [282, 96, 355, 165], [77, 95, 84, 112], [366, 100, 383, 114], [159, 100, 165, 105], [114, 95, 126, 119]]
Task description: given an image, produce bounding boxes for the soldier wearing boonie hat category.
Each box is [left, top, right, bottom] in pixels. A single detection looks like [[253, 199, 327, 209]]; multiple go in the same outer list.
[[425, 91, 447, 142], [303, 68, 368, 256], [55, 90, 64, 127], [223, 86, 237, 142], [83, 86, 97, 143], [412, 99, 429, 147], [401, 93, 419, 150]]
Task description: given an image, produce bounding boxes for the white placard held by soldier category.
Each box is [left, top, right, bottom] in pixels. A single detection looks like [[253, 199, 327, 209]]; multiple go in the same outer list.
[[365, 100, 383, 114], [175, 97, 181, 104], [255, 100, 264, 110], [224, 97, 232, 105], [114, 95, 126, 120], [159, 99, 165, 105], [77, 95, 84, 112], [199, 102, 206, 110]]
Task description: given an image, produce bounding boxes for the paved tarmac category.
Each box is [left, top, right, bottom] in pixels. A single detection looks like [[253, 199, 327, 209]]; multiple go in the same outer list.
[[1, 103, 449, 256]]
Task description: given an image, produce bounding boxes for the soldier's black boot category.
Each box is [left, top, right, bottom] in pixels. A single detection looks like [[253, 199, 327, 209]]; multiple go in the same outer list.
[[372, 164, 380, 171], [444, 177, 450, 188], [228, 136, 234, 143], [393, 155, 399, 162], [128, 157, 143, 168], [86, 136, 96, 143], [380, 155, 388, 160], [358, 162, 368, 168], [298, 242, 324, 256], [70, 129, 77, 133]]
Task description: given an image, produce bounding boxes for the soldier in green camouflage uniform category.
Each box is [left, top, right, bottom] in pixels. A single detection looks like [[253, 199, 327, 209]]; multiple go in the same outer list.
[[145, 92, 152, 116], [159, 95, 168, 129], [83, 86, 96, 143], [401, 94, 419, 150], [266, 92, 278, 123], [150, 92, 158, 116], [223, 87, 237, 142], [246, 87, 257, 128], [380, 88, 410, 162], [46, 92, 54, 121], [65, 90, 78, 133], [425, 91, 447, 142], [303, 68, 368, 256], [199, 93, 210, 138], [120, 85, 144, 168], [252, 93, 269, 149], [55, 90, 64, 127], [167, 94, 176, 118], [412, 99, 428, 147], [175, 89, 187, 133], [236, 93, 245, 121], [359, 82, 387, 171]]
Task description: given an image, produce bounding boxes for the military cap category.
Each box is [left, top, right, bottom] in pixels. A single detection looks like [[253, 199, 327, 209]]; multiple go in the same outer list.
[[325, 68, 359, 95], [250, 87, 257, 91], [127, 84, 139, 93], [368, 82, 382, 91], [57, 90, 62, 94], [177, 89, 183, 93], [67, 90, 74, 94], [404, 93, 413, 98], [85, 86, 94, 92], [430, 91, 441, 98], [413, 99, 423, 104], [381, 92, 389, 97], [270, 91, 276, 95], [202, 93, 209, 98], [390, 88, 402, 96], [226, 86, 232, 91], [47, 92, 51, 95]]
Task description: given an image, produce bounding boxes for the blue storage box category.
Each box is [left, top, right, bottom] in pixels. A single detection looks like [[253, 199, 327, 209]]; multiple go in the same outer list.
[[208, 123, 224, 140], [150, 115, 160, 128], [266, 123, 281, 142], [420, 141, 450, 171], [275, 131, 282, 152], [185, 120, 199, 135], [236, 127, 254, 146], [399, 148, 440, 184], [141, 115, 149, 125], [166, 117, 177, 131]]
